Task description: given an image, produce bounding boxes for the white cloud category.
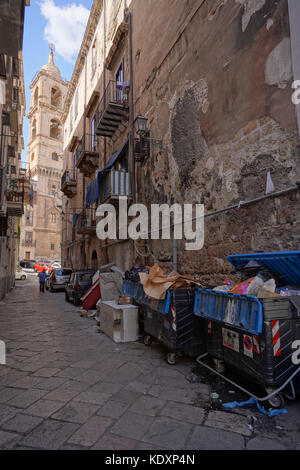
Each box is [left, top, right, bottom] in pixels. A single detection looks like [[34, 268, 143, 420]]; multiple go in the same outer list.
[[39, 0, 90, 63]]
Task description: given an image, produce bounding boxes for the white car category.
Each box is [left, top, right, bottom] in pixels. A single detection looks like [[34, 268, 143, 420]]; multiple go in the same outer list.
[[51, 262, 61, 269], [15, 269, 27, 281]]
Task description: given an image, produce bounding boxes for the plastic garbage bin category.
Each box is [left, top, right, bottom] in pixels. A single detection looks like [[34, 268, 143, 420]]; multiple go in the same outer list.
[[193, 251, 300, 407], [122, 280, 206, 364]]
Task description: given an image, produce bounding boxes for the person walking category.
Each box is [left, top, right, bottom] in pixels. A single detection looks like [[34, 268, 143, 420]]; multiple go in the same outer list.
[[38, 269, 48, 293]]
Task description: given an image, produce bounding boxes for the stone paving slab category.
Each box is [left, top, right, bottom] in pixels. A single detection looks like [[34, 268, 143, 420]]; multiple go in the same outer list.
[[246, 437, 287, 450], [142, 416, 192, 450], [67, 416, 112, 447], [160, 401, 206, 425], [186, 426, 246, 450], [20, 419, 80, 450], [0, 387, 25, 404], [97, 401, 130, 420], [0, 430, 21, 449], [204, 410, 253, 437], [7, 389, 49, 409], [129, 395, 166, 417], [73, 391, 111, 406], [25, 399, 65, 418], [148, 384, 198, 405], [110, 411, 154, 441], [51, 401, 101, 424], [92, 433, 138, 450], [2, 413, 43, 433]]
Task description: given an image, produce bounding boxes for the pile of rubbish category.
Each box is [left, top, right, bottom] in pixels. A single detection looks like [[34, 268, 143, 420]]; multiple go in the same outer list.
[[138, 264, 202, 300], [213, 260, 300, 299]]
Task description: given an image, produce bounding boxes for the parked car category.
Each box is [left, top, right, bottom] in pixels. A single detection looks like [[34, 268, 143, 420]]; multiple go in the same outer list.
[[50, 262, 61, 269], [15, 268, 27, 281], [65, 270, 96, 306], [47, 268, 72, 292], [34, 262, 55, 274], [19, 260, 36, 270]]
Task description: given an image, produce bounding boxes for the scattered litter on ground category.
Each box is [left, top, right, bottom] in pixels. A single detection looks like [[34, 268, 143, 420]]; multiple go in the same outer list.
[[222, 398, 288, 417]]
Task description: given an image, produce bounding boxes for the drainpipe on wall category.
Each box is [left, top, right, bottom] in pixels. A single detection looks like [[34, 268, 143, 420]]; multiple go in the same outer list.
[[103, 0, 107, 165], [128, 11, 136, 204]]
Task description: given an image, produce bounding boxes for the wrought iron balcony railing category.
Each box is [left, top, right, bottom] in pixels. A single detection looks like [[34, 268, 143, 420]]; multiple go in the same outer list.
[[6, 177, 24, 216], [76, 207, 97, 235], [99, 170, 132, 204], [74, 134, 99, 177], [61, 169, 77, 199], [95, 80, 129, 138]]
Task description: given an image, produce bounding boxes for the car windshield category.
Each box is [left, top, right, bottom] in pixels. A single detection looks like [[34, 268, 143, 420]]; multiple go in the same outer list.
[[56, 269, 72, 276]]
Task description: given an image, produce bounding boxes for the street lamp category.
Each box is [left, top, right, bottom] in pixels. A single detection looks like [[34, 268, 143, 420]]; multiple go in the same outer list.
[[135, 115, 148, 136]]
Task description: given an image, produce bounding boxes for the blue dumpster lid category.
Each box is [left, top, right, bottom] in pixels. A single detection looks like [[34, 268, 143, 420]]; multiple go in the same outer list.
[[227, 251, 300, 286]]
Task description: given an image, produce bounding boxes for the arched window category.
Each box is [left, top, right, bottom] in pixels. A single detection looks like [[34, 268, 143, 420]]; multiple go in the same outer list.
[[51, 87, 62, 108], [50, 119, 62, 140], [32, 119, 37, 139], [52, 152, 59, 161]]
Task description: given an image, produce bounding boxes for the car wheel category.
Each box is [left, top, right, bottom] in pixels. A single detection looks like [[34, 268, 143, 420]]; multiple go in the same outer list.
[[21, 275, 26, 281], [50, 284, 54, 293], [74, 295, 80, 306], [65, 291, 69, 302]]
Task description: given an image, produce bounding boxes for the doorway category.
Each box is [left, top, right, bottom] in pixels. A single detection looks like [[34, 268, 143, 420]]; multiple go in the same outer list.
[[91, 250, 98, 270]]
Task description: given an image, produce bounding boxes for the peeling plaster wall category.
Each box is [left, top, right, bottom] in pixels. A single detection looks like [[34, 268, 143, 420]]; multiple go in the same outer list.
[[132, 0, 299, 282]]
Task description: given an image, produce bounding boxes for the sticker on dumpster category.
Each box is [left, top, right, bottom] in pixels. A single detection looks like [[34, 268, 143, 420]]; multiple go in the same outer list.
[[222, 328, 239, 352], [272, 320, 281, 357], [243, 335, 253, 358], [253, 335, 260, 354]]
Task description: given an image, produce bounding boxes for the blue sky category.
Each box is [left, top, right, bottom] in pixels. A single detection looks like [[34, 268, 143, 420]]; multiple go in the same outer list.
[[22, 0, 93, 164]]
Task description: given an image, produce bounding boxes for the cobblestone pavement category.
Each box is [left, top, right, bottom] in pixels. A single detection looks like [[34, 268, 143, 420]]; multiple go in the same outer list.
[[0, 276, 299, 450]]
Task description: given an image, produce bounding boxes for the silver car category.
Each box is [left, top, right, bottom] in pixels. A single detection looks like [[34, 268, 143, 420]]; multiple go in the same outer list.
[[47, 268, 72, 292]]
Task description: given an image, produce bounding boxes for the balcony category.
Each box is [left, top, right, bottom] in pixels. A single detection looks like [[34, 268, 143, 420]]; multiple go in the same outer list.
[[22, 240, 36, 248], [76, 208, 96, 235], [95, 80, 129, 138], [6, 178, 24, 217], [61, 169, 77, 199], [99, 170, 131, 204], [75, 134, 99, 177]]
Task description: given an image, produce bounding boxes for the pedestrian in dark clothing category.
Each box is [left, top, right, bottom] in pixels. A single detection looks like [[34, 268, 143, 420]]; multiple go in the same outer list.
[[38, 269, 48, 293]]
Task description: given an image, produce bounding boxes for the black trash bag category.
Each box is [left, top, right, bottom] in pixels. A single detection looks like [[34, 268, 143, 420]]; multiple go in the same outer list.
[[125, 265, 149, 282]]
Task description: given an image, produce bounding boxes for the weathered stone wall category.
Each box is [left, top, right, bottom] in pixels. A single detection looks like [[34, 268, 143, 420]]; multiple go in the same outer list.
[[131, 0, 300, 282]]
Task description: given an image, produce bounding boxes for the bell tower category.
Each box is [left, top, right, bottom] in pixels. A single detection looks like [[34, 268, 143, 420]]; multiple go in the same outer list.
[[20, 49, 69, 262]]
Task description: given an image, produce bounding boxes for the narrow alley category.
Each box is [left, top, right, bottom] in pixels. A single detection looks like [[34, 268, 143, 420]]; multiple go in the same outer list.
[[0, 275, 299, 451]]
